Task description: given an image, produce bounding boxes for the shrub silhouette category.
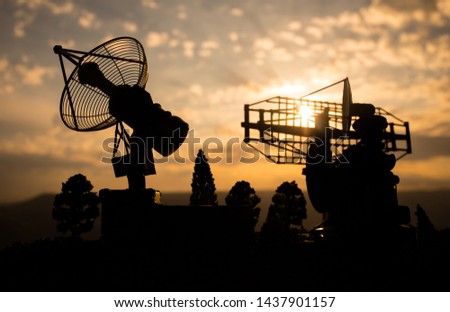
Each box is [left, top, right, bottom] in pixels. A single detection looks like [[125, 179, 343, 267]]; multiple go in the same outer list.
[[270, 181, 307, 230], [190, 149, 218, 206], [260, 181, 307, 247], [52, 173, 100, 238], [225, 180, 261, 228]]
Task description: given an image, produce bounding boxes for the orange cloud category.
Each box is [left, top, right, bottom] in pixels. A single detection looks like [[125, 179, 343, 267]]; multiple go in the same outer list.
[[15, 64, 56, 86]]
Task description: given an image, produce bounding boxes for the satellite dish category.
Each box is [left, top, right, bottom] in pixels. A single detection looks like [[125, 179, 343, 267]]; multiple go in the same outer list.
[[54, 36, 148, 131], [54, 37, 189, 190]]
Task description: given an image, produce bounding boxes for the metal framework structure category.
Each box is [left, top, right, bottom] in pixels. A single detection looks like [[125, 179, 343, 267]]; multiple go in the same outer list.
[[241, 82, 411, 165]]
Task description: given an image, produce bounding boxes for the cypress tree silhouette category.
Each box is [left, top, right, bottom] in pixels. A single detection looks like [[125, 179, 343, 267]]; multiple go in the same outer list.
[[190, 149, 218, 206], [52, 173, 100, 238], [225, 180, 261, 228]]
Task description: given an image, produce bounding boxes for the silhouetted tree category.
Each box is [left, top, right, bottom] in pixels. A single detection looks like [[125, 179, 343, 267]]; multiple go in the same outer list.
[[53, 173, 99, 238], [190, 149, 218, 205], [269, 181, 307, 229], [225, 180, 261, 228], [260, 181, 307, 247]]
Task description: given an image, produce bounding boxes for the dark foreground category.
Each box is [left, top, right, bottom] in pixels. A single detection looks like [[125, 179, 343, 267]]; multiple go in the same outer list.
[[1, 232, 449, 292], [1, 200, 450, 291]]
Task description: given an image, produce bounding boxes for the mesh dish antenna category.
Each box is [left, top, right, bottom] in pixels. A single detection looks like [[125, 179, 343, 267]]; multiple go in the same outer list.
[[54, 37, 189, 190], [54, 36, 148, 131]]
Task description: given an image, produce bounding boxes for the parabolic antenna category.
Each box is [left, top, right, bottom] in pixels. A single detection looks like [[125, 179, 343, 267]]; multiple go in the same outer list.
[[54, 36, 148, 131], [54, 37, 189, 190]]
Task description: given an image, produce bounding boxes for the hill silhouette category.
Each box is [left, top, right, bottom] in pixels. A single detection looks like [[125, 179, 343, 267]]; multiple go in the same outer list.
[[0, 194, 100, 250], [0, 194, 57, 248]]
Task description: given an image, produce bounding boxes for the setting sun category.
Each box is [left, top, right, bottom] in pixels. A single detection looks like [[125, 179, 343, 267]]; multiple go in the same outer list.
[[296, 104, 315, 127]]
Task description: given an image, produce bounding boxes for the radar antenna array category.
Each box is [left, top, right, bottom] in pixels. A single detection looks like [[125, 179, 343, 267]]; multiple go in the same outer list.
[[241, 78, 412, 165]]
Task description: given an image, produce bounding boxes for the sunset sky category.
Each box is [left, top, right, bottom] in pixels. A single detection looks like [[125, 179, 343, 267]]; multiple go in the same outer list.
[[0, 0, 449, 203]]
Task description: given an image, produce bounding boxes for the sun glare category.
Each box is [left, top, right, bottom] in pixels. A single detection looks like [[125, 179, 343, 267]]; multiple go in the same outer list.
[[296, 104, 315, 127]]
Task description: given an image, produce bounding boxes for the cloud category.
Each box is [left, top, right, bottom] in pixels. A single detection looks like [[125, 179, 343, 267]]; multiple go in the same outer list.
[[299, 0, 449, 137], [395, 155, 450, 190], [228, 32, 239, 42], [305, 26, 323, 40], [122, 21, 138, 33], [278, 31, 307, 46], [253, 36, 295, 64], [408, 135, 450, 160], [1, 55, 56, 93], [78, 10, 98, 29], [183, 40, 195, 58], [146, 31, 169, 48], [0, 85, 14, 95], [13, 9, 35, 38], [13, 0, 74, 37], [271, 48, 293, 62], [46, 1, 74, 15], [189, 84, 203, 97], [362, 75, 450, 135], [15, 0, 73, 13], [198, 39, 219, 58], [177, 4, 187, 20], [438, 0, 450, 17], [374, 0, 437, 12], [363, 9, 409, 29], [312, 0, 448, 38], [254, 37, 275, 50], [201, 40, 219, 50], [0, 123, 115, 180], [253, 37, 274, 65], [15, 64, 56, 86], [0, 56, 9, 72], [287, 21, 302, 31], [230, 8, 244, 17], [0, 56, 15, 94], [141, 0, 159, 9]]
